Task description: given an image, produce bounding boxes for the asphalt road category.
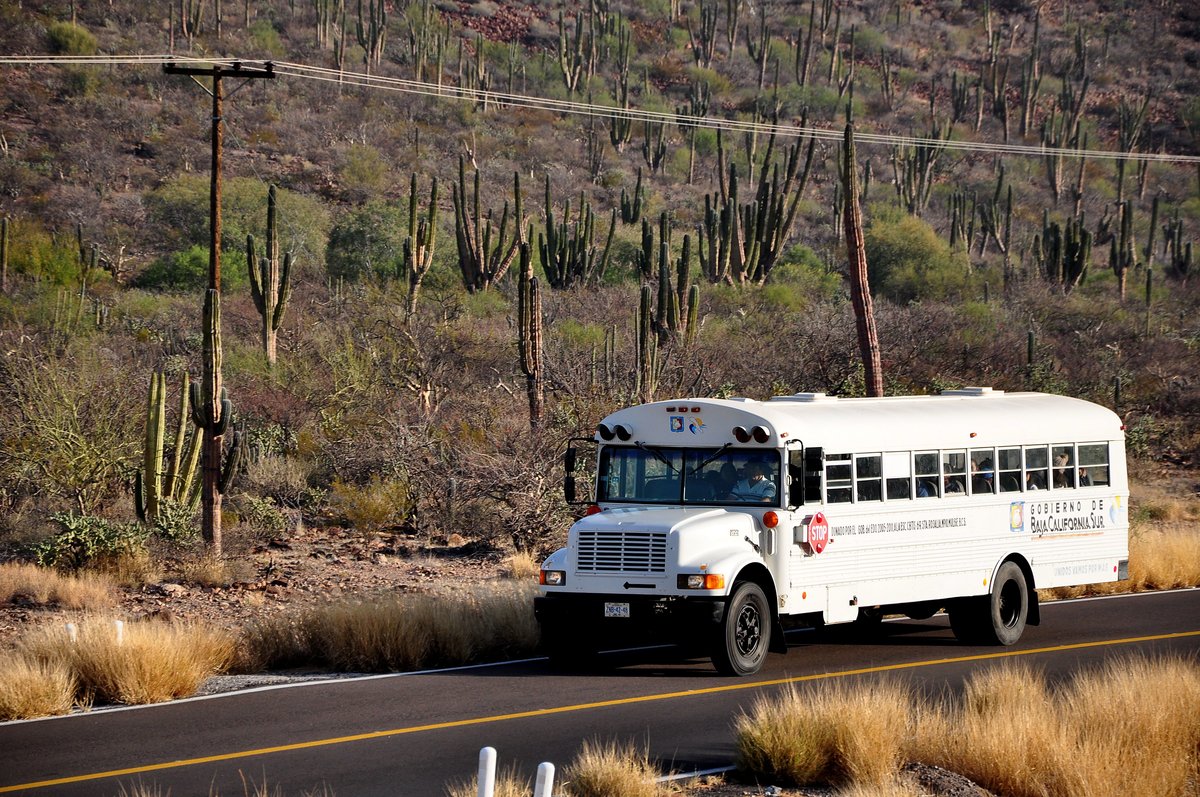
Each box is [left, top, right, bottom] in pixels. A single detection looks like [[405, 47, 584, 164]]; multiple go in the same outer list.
[[2, 589, 1198, 797]]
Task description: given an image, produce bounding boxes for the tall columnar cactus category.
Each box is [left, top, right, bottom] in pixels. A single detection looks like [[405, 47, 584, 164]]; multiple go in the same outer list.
[[620, 168, 644, 225], [0, 216, 8, 294], [1109, 199, 1135, 300], [890, 115, 952, 217], [1163, 210, 1194, 281], [452, 156, 524, 293], [977, 162, 1012, 259], [642, 119, 668, 175], [635, 284, 658, 404], [355, 0, 387, 69], [538, 178, 616, 290], [136, 371, 202, 525], [685, 0, 717, 68], [696, 128, 816, 284], [192, 288, 243, 556], [247, 185, 292, 367], [1033, 211, 1091, 294], [401, 173, 438, 319], [557, 9, 596, 92], [516, 243, 544, 430]]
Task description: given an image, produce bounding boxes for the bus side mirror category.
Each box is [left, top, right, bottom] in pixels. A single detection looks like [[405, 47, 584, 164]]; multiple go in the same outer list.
[[565, 447, 577, 473], [564, 476, 576, 503]]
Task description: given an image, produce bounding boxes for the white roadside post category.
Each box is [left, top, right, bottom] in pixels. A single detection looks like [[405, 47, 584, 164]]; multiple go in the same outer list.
[[113, 619, 125, 646], [477, 747, 497, 797], [533, 762, 555, 797], [65, 622, 78, 643]]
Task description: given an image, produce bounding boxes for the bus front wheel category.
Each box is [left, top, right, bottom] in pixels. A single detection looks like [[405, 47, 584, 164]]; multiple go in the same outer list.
[[949, 561, 1028, 646], [711, 581, 771, 676]]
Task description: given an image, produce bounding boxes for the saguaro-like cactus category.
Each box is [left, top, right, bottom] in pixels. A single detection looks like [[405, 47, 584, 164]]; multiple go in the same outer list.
[[247, 185, 292, 367], [1, 216, 8, 294], [192, 289, 243, 556], [538, 177, 616, 290], [517, 243, 544, 430], [452, 156, 524, 293], [1034, 211, 1091, 293], [401, 173, 438, 319], [136, 371, 202, 525], [636, 284, 659, 404], [1109, 199, 1135, 300]]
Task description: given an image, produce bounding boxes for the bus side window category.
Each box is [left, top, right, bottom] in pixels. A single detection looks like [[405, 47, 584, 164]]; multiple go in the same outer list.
[[943, 450, 967, 495], [914, 452, 939, 498], [1077, 443, 1109, 486], [856, 454, 882, 502], [1025, 445, 1049, 490], [998, 447, 1022, 492], [1052, 445, 1075, 489], [825, 453, 852, 504], [802, 447, 823, 504], [884, 451, 912, 499]]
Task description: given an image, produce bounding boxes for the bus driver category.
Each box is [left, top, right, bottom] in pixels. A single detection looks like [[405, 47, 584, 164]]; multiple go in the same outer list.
[[729, 460, 777, 502]]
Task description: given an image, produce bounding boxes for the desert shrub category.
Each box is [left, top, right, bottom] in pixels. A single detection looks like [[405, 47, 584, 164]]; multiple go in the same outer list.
[[562, 739, 666, 797], [134, 245, 247, 291], [4, 218, 85, 284], [865, 205, 972, 303], [338, 144, 389, 202], [46, 21, 96, 54], [32, 513, 150, 571], [248, 19, 285, 56], [18, 619, 235, 705], [329, 475, 414, 536], [735, 678, 913, 788], [0, 562, 116, 609], [238, 581, 539, 673], [324, 201, 407, 281], [0, 653, 77, 721], [444, 763, 530, 797], [230, 493, 289, 538]]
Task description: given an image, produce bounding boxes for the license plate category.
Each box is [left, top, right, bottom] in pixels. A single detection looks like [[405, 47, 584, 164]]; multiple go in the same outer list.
[[603, 602, 630, 619]]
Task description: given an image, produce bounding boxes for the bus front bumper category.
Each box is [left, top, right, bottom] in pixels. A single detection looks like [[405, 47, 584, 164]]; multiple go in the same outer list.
[[533, 593, 726, 644]]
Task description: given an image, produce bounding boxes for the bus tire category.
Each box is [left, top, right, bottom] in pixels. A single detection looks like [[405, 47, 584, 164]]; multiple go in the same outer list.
[[711, 581, 771, 676], [949, 562, 1028, 646]]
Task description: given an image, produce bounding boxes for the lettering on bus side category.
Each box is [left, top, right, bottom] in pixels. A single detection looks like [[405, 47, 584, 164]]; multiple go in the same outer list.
[[1014, 498, 1111, 537]]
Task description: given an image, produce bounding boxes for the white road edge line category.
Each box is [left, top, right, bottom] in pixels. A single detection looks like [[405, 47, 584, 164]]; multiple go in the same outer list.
[[2, 587, 1194, 728]]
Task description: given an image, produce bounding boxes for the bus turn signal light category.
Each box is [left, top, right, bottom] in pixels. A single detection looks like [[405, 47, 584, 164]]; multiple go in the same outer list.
[[763, 511, 779, 528], [678, 574, 725, 590]]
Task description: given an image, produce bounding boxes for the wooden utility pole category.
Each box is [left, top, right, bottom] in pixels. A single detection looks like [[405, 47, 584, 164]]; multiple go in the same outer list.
[[163, 61, 274, 555], [842, 122, 884, 397]]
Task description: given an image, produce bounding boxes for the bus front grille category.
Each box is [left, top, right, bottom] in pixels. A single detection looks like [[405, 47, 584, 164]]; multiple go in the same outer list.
[[576, 531, 667, 574]]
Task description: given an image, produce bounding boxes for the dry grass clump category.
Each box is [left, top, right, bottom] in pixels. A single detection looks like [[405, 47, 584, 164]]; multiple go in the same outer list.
[[1041, 520, 1200, 601], [835, 781, 926, 797], [443, 763, 530, 797], [912, 657, 1200, 797], [17, 618, 236, 705], [910, 663, 1076, 797], [503, 549, 541, 581], [0, 562, 115, 609], [562, 739, 669, 797], [735, 678, 912, 788], [239, 581, 540, 673], [0, 652, 77, 720]]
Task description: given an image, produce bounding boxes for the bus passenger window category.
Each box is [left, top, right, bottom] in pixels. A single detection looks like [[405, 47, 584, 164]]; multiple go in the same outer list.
[[883, 451, 912, 500], [856, 454, 882, 502], [915, 452, 939, 498], [970, 449, 995, 495], [1052, 445, 1075, 489], [1024, 445, 1049, 490], [998, 447, 1022, 493], [1077, 443, 1110, 486], [825, 454, 852, 504], [943, 450, 967, 495]]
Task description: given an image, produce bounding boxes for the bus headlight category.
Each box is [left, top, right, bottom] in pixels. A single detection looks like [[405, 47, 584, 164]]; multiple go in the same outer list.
[[678, 574, 725, 590], [540, 570, 566, 586]]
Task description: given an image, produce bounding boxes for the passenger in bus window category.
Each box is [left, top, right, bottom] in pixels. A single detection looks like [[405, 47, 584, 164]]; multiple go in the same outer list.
[[972, 459, 995, 494], [1026, 470, 1045, 490], [1078, 467, 1092, 486], [1053, 452, 1075, 488], [729, 461, 777, 502]]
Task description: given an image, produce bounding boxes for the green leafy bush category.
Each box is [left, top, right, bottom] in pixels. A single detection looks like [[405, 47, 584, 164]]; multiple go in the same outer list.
[[865, 206, 972, 303], [325, 201, 407, 281], [33, 513, 149, 570], [135, 245, 247, 291], [46, 21, 96, 55]]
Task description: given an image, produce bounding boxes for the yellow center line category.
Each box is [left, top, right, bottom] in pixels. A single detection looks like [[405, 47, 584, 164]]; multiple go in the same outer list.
[[4, 629, 1199, 793]]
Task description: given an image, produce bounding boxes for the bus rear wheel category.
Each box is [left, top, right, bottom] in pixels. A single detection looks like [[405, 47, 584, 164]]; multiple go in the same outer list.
[[711, 581, 771, 676], [949, 561, 1028, 646]]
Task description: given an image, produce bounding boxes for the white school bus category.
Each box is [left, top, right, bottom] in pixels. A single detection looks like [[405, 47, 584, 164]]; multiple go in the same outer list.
[[535, 388, 1129, 675]]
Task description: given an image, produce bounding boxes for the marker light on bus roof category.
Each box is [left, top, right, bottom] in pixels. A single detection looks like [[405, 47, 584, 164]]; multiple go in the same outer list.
[[615, 424, 632, 441], [752, 426, 770, 443], [733, 426, 751, 443], [597, 423, 615, 440]]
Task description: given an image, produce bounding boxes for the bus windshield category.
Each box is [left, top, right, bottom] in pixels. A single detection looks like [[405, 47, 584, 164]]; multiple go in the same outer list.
[[597, 445, 781, 507]]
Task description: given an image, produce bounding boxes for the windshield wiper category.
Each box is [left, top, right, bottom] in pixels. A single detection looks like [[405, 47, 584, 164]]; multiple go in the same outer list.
[[634, 440, 679, 473], [688, 443, 732, 475]]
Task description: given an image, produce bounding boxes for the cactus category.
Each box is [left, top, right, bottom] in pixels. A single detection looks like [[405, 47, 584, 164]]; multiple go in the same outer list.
[[686, 0, 717, 68], [697, 126, 816, 284], [516, 243, 544, 430], [843, 122, 884, 398], [193, 288, 243, 555], [247, 185, 293, 367], [793, 0, 815, 88], [635, 284, 658, 404], [890, 115, 952, 216], [641, 119, 668, 175], [948, 188, 976, 251], [608, 18, 633, 152], [1034, 211, 1091, 293], [745, 10, 770, 91], [452, 156, 524, 293], [977, 162, 1012, 259], [557, 9, 596, 93], [1163, 210, 1193, 281], [620, 167, 644, 225], [1, 216, 8, 294], [1109, 199, 1135, 299], [136, 371, 202, 525], [400, 173, 438, 320], [355, 0, 386, 70], [537, 177, 616, 290]]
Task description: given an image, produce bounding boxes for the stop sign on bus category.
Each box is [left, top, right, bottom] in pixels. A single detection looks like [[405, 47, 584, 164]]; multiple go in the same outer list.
[[808, 512, 830, 554]]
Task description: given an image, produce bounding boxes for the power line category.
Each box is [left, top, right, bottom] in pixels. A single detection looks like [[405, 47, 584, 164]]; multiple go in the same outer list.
[[3, 54, 1199, 163]]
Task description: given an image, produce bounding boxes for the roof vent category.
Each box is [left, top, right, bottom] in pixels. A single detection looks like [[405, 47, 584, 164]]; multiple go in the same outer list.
[[940, 387, 1002, 397], [770, 392, 838, 403]]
